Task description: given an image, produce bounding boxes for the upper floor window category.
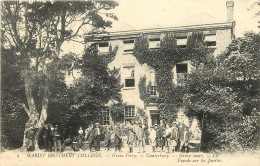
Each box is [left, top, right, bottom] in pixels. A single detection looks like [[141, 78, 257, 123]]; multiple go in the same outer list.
[[150, 86, 158, 96], [176, 63, 188, 85], [123, 40, 135, 53], [98, 42, 109, 53], [204, 35, 216, 48], [123, 66, 135, 88], [149, 38, 160, 49], [176, 36, 187, 48]]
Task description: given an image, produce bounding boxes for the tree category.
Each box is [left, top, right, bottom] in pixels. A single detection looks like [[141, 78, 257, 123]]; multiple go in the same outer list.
[[1, 0, 118, 149], [70, 45, 123, 126], [183, 32, 260, 152]]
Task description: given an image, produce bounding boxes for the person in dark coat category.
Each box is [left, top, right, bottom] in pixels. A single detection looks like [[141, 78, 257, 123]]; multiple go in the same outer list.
[[62, 135, 73, 152], [52, 125, 61, 152], [104, 125, 112, 151], [114, 123, 122, 152], [86, 124, 95, 152], [42, 124, 52, 152], [93, 123, 101, 151], [170, 122, 179, 153], [181, 126, 193, 153], [177, 122, 186, 152]]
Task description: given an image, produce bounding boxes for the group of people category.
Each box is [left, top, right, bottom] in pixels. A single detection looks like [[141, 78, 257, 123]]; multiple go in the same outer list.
[[125, 121, 193, 153], [24, 120, 194, 153]]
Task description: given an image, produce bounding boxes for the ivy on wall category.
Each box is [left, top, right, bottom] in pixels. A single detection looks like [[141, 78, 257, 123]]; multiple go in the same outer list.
[[133, 31, 215, 123]]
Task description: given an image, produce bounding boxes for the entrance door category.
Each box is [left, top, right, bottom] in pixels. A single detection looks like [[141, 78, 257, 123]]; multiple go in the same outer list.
[[150, 110, 160, 126]]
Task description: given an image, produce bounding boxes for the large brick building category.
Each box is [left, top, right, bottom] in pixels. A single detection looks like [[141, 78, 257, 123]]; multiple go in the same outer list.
[[85, 1, 235, 127]]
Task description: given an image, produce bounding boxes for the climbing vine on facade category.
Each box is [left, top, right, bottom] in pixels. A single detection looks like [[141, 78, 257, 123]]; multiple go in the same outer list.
[[133, 31, 214, 123]]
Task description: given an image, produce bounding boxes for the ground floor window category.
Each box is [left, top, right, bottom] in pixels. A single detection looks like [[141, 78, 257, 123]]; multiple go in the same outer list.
[[125, 105, 135, 121], [102, 107, 110, 125]]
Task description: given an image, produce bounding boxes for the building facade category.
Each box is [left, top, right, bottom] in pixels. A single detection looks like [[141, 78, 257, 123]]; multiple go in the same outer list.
[[85, 1, 235, 128]]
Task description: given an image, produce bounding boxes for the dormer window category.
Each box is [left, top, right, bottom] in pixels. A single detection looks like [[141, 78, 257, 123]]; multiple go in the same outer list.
[[149, 38, 160, 49], [204, 35, 216, 48], [123, 40, 135, 53], [176, 36, 187, 48], [98, 42, 109, 53]]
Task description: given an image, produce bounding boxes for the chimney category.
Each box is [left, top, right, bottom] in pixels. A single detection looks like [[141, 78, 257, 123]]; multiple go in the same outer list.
[[226, 1, 234, 22]]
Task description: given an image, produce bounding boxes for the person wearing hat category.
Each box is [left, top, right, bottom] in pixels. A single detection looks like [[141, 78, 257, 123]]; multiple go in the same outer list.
[[52, 125, 61, 152], [136, 122, 146, 153], [179, 126, 193, 153], [170, 122, 179, 153], [93, 123, 101, 151], [127, 128, 135, 153]]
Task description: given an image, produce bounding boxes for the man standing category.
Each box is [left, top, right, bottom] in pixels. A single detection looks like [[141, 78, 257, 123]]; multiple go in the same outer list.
[[93, 123, 101, 151], [52, 125, 61, 152], [42, 124, 51, 152], [178, 122, 186, 152], [182, 126, 193, 153], [171, 122, 179, 153], [114, 123, 123, 152], [136, 122, 146, 153], [165, 123, 172, 153]]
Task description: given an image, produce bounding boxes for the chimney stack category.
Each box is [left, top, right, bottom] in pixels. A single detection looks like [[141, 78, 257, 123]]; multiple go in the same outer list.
[[226, 1, 234, 22]]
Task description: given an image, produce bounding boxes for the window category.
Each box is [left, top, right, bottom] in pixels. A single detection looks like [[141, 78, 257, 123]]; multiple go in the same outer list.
[[150, 70, 156, 85], [149, 38, 160, 49], [176, 63, 188, 85], [204, 35, 216, 48], [176, 36, 187, 48], [98, 42, 109, 53], [150, 86, 158, 96], [125, 106, 135, 120], [176, 64, 188, 73], [123, 66, 135, 88], [102, 107, 110, 125], [123, 40, 135, 53]]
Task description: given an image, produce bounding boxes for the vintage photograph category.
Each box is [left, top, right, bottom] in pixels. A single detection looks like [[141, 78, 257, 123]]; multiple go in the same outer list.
[[0, 0, 259, 166]]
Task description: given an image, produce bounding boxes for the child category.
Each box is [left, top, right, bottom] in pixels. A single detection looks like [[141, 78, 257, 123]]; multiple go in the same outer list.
[[150, 124, 160, 152]]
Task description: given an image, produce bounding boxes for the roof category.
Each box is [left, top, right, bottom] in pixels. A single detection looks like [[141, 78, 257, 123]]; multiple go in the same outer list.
[[85, 22, 235, 41]]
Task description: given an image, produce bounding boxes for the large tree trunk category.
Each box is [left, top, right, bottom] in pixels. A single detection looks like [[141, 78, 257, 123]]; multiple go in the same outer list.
[[22, 71, 48, 150]]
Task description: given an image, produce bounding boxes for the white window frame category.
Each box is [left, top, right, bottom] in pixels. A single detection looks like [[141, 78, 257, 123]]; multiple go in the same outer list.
[[149, 38, 160, 49], [204, 34, 217, 48], [150, 85, 158, 96], [102, 107, 110, 125], [123, 39, 135, 53], [123, 66, 135, 89], [98, 42, 109, 53], [125, 105, 135, 120], [176, 36, 187, 48]]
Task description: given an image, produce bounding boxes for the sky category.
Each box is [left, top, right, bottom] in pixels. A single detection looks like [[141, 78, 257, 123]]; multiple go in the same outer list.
[[62, 0, 259, 55], [109, 0, 259, 36]]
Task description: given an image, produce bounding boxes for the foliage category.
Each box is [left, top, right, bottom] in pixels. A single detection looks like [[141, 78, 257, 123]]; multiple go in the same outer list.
[[135, 108, 149, 126], [1, 0, 118, 148], [70, 46, 123, 126], [183, 32, 260, 152], [133, 31, 214, 123]]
